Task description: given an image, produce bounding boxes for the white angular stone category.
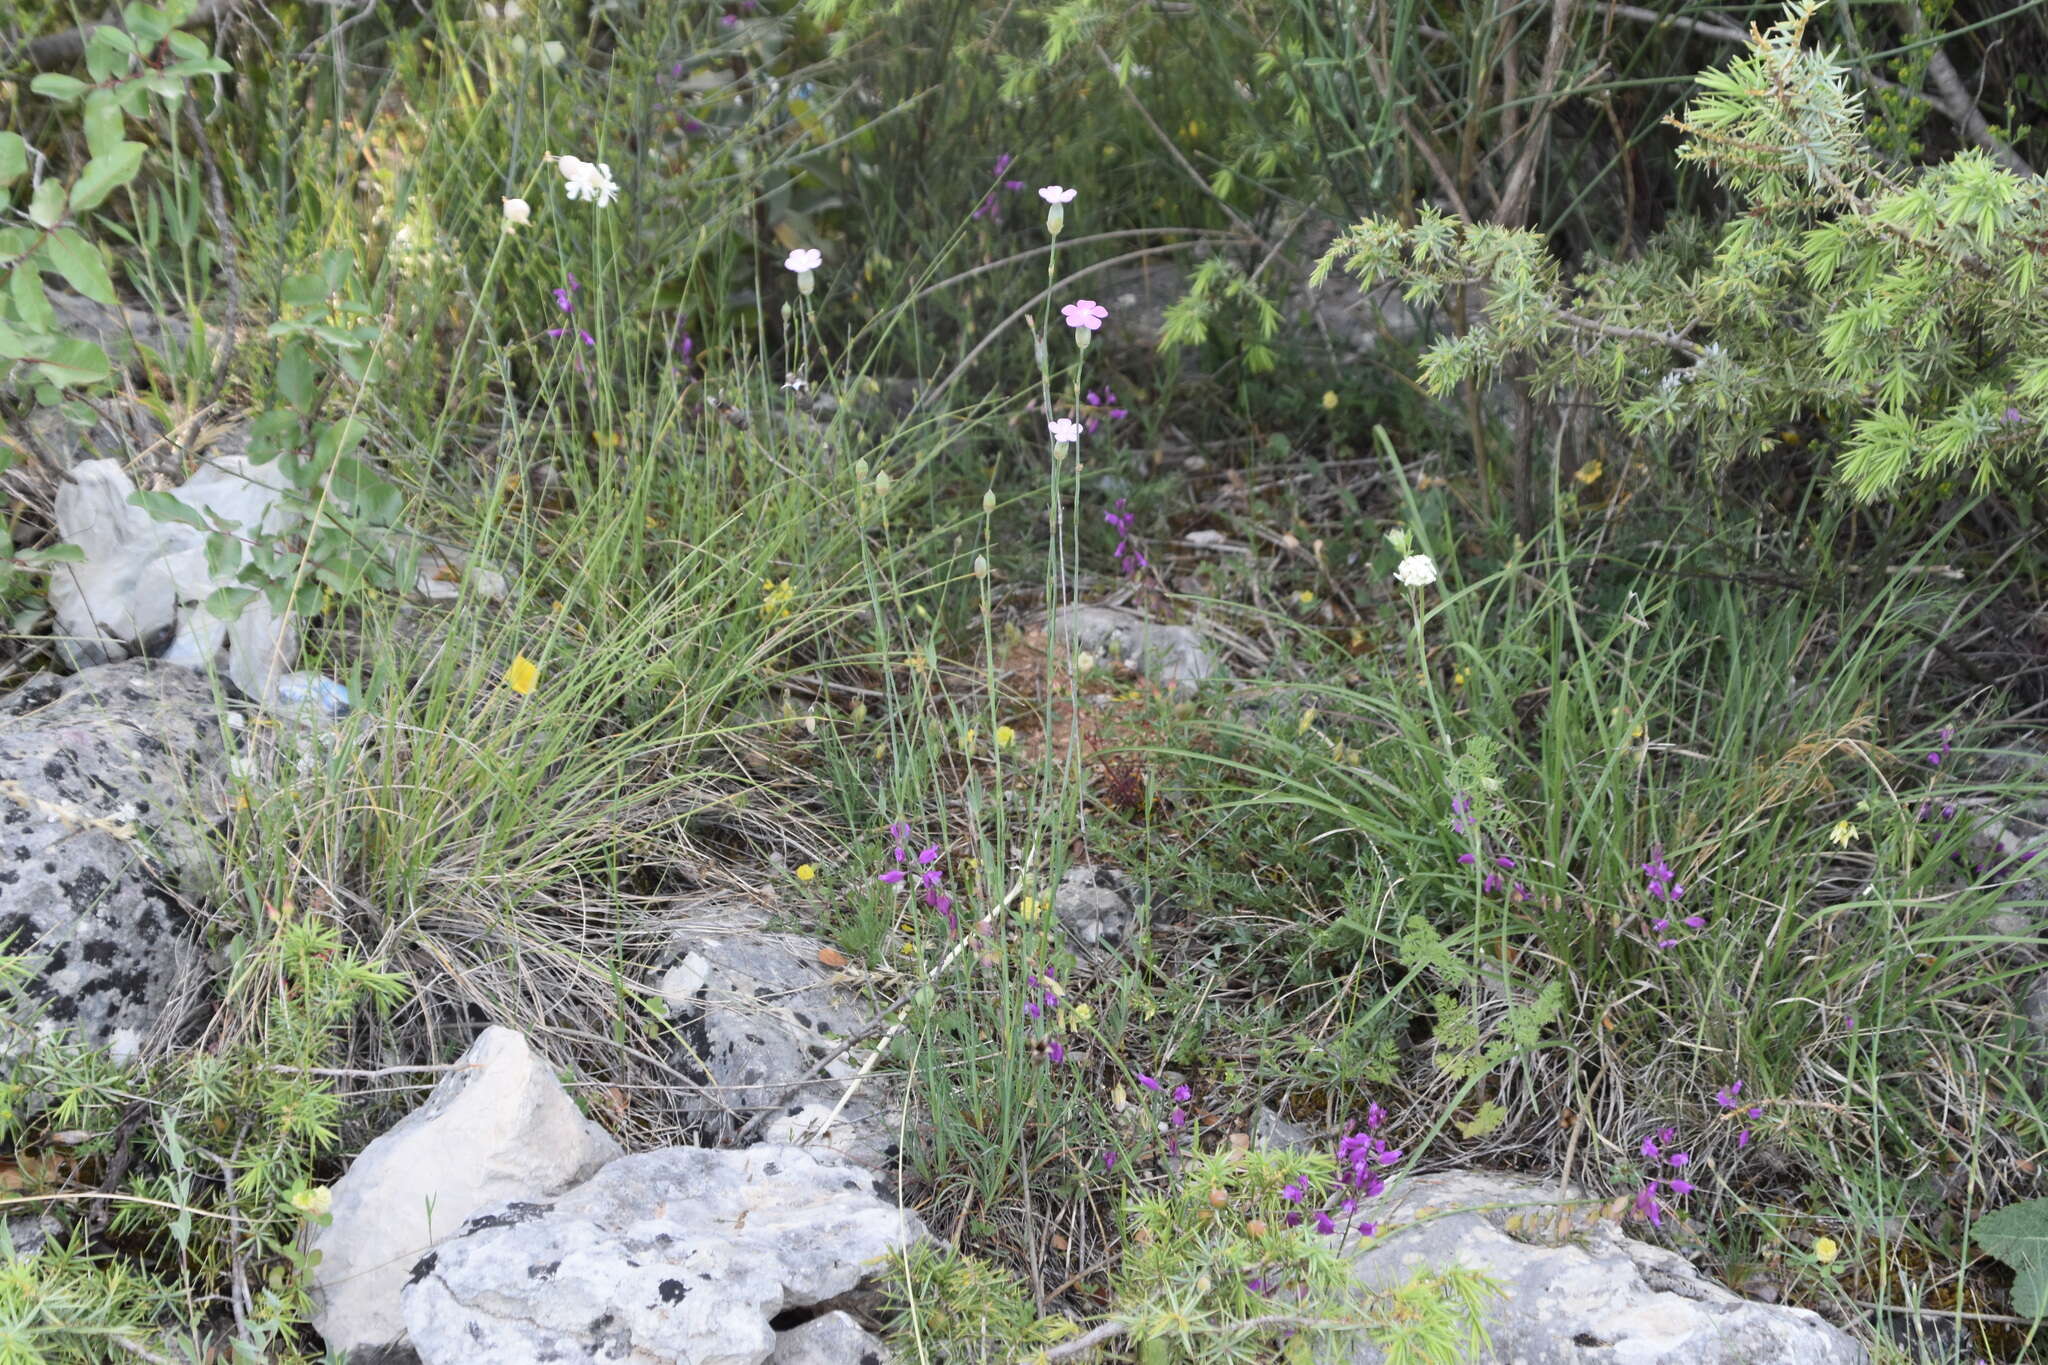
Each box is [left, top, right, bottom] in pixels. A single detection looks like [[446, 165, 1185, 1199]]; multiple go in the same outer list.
[[1348, 1171, 1867, 1364], [309, 1027, 621, 1361], [401, 1144, 928, 1365], [51, 457, 299, 705], [772, 1311, 892, 1364]]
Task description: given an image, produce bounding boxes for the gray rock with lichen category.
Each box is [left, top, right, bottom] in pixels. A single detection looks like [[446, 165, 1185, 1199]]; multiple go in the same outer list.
[[1347, 1171, 1866, 1364], [654, 928, 899, 1171], [1054, 864, 1142, 950], [400, 1145, 927, 1365], [0, 662, 230, 1059], [1049, 604, 1220, 691]]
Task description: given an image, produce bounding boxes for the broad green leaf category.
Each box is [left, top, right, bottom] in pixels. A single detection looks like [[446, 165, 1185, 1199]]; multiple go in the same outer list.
[[46, 230, 116, 306], [82, 92, 125, 158], [1975, 1199, 2048, 1319], [11, 267, 57, 332], [313, 416, 369, 468], [162, 58, 232, 80], [0, 134, 24, 186], [91, 24, 139, 54], [85, 34, 124, 82], [280, 272, 332, 308], [275, 339, 316, 410], [204, 531, 242, 581], [202, 586, 258, 623], [126, 5, 174, 46], [17, 544, 86, 565], [0, 319, 28, 361], [127, 489, 209, 531], [69, 142, 144, 214], [33, 337, 110, 387], [27, 178, 67, 229], [29, 73, 90, 104]]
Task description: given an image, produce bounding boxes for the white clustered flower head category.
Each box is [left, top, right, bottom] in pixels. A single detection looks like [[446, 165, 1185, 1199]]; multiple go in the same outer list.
[[556, 155, 619, 207], [1048, 418, 1084, 446], [501, 197, 531, 229], [1393, 554, 1439, 589], [784, 248, 823, 273]]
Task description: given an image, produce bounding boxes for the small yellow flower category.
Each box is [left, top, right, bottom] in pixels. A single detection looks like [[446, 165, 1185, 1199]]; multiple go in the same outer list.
[[795, 864, 817, 882], [1321, 390, 1339, 411], [760, 577, 795, 619], [1070, 1002, 1093, 1023], [1452, 668, 1468, 687], [1073, 651, 1097, 675], [1812, 1236, 1839, 1265], [504, 654, 539, 696], [1296, 707, 1317, 736], [1574, 459, 1604, 486], [1019, 894, 1042, 920], [1829, 820, 1858, 847], [1296, 590, 1316, 606], [959, 728, 978, 753], [289, 1186, 333, 1218], [995, 725, 1016, 749]]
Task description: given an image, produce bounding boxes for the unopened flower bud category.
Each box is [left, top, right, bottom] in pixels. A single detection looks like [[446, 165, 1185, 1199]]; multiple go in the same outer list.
[[983, 489, 996, 514], [973, 555, 988, 578], [873, 469, 892, 496]]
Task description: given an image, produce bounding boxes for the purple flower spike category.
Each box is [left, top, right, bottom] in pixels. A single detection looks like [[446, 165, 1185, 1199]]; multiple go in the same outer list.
[[1137, 1074, 1163, 1092], [1046, 1040, 1066, 1064]]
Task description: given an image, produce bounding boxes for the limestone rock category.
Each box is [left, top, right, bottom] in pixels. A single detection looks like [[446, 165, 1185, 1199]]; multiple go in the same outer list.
[[1252, 1105, 1315, 1153], [1053, 865, 1142, 950], [2023, 971, 2048, 1042], [50, 457, 299, 704], [1049, 604, 1220, 691], [309, 1027, 621, 1362], [771, 1311, 892, 1364], [1348, 1171, 1867, 1364], [0, 663, 231, 1058], [16, 398, 165, 475], [655, 928, 899, 1171], [400, 1144, 928, 1365], [44, 291, 195, 375]]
